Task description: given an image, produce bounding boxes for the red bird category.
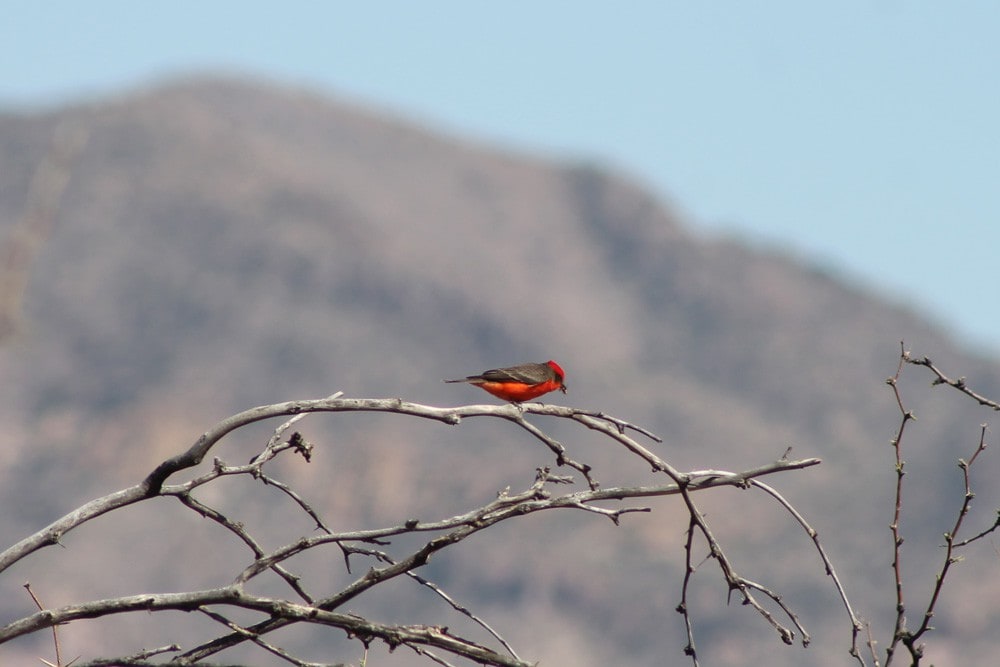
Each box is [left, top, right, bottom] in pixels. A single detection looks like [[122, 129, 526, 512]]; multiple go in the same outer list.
[[445, 360, 567, 402]]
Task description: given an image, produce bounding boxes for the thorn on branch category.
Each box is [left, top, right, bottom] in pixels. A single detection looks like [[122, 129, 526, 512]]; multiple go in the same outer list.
[[341, 545, 353, 574]]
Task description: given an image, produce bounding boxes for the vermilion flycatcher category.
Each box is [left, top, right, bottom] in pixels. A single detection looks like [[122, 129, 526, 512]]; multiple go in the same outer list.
[[444, 360, 567, 402]]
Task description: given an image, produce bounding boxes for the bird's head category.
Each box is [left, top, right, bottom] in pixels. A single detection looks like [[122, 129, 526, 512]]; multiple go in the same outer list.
[[546, 360, 568, 393]]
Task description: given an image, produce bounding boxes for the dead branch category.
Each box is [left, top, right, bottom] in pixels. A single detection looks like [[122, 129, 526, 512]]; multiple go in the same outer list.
[[0, 397, 837, 666], [879, 343, 997, 667]]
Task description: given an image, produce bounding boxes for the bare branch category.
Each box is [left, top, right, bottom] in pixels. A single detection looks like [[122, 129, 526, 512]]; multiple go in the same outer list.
[[750, 479, 866, 663], [882, 344, 998, 666], [885, 342, 916, 666], [906, 354, 1000, 411], [198, 606, 336, 667], [172, 489, 313, 604], [677, 514, 701, 666], [907, 425, 988, 645], [0, 394, 834, 665]]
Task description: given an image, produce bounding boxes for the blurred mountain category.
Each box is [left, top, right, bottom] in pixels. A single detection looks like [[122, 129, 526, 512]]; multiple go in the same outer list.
[[1, 76, 998, 666]]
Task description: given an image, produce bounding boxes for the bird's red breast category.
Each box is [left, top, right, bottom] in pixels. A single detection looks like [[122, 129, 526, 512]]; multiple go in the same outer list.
[[445, 360, 567, 402]]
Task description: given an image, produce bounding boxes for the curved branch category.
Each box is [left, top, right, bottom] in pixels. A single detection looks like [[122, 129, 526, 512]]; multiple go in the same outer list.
[[0, 399, 637, 573], [0, 586, 532, 667], [0, 394, 834, 666]]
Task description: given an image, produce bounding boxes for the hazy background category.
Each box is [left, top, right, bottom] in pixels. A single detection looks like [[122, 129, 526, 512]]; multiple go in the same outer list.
[[3, 2, 998, 354], [3, 4, 1000, 667]]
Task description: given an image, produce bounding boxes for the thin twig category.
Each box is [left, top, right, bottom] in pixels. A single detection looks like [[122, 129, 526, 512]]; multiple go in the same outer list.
[[24, 583, 63, 667], [882, 343, 997, 666], [749, 479, 866, 663], [171, 490, 313, 603], [904, 425, 988, 655], [884, 342, 916, 666], [677, 515, 700, 667], [906, 355, 1000, 411], [198, 606, 337, 667]]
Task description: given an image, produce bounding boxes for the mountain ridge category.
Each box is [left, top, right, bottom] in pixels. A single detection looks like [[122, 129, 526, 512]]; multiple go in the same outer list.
[[0, 75, 996, 666]]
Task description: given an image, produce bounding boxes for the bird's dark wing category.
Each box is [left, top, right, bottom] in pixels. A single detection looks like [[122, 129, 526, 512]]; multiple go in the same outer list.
[[477, 363, 552, 384]]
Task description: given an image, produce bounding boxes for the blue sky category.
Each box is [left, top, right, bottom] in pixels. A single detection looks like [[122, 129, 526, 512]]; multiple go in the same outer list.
[[3, 2, 998, 355]]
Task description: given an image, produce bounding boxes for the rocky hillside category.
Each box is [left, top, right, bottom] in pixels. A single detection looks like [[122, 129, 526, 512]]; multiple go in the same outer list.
[[1, 77, 997, 666]]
